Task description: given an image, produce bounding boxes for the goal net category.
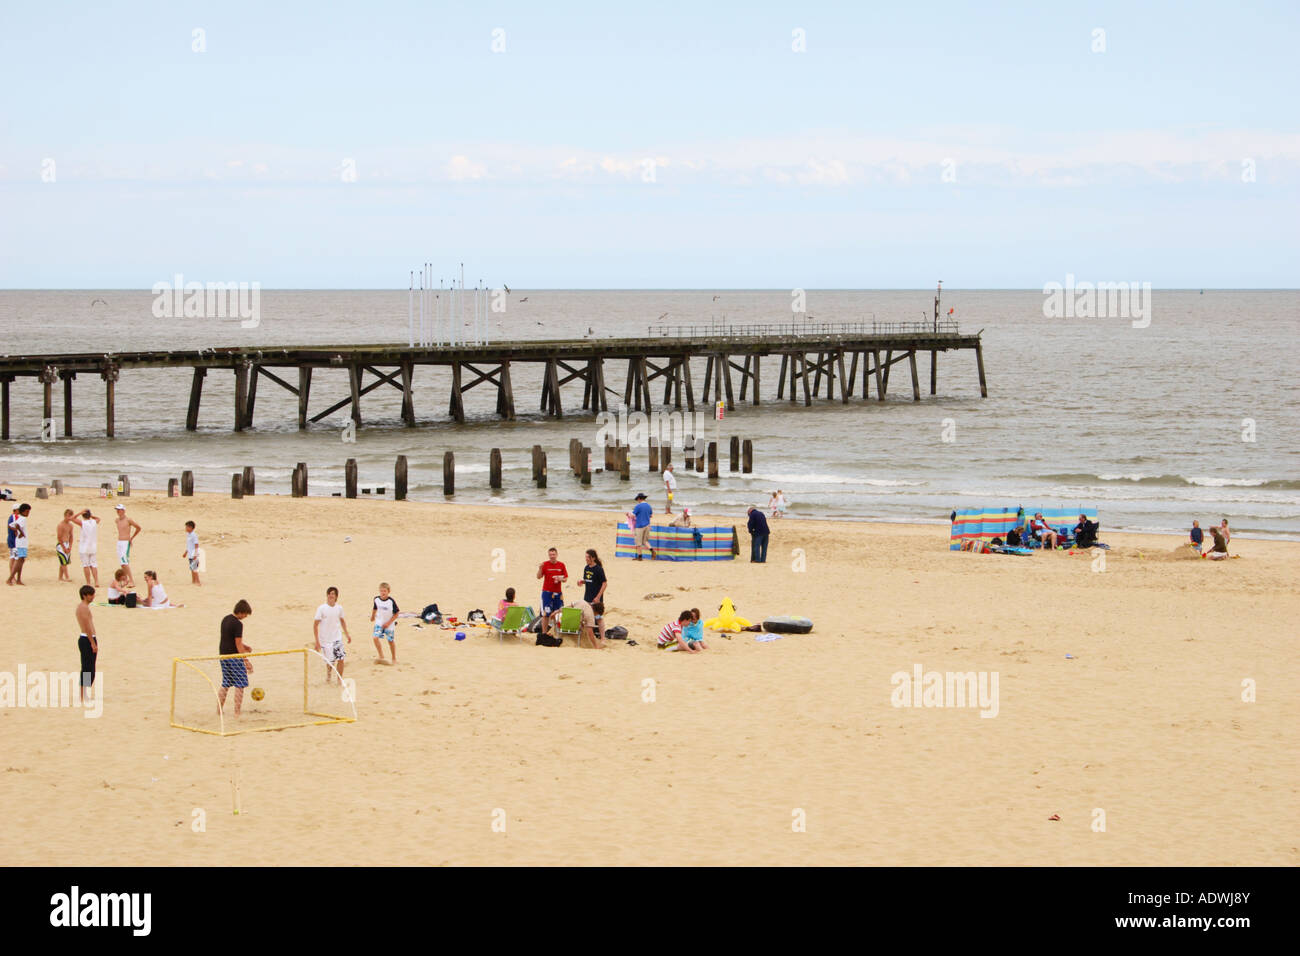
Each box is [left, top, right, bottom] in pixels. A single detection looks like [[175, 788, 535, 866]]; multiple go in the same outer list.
[[170, 648, 356, 736]]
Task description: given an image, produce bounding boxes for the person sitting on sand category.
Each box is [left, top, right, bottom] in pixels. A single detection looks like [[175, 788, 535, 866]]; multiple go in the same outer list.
[[1029, 513, 1059, 550], [1073, 514, 1099, 549], [670, 507, 693, 528], [1005, 524, 1024, 547], [107, 568, 136, 606], [1189, 520, 1204, 553], [545, 598, 603, 648], [1206, 525, 1229, 560], [140, 570, 183, 608], [683, 608, 708, 650], [495, 587, 517, 622], [657, 609, 700, 653]]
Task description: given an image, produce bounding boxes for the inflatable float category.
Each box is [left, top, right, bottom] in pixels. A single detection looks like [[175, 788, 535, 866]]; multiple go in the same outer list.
[[704, 598, 752, 632], [762, 616, 813, 634]]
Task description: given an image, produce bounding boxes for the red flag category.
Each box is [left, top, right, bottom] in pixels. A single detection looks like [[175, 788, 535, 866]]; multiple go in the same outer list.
[[948, 308, 954, 315]]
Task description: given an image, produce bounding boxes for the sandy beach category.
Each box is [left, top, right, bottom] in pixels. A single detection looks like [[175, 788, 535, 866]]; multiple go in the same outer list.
[[1, 486, 1296, 866]]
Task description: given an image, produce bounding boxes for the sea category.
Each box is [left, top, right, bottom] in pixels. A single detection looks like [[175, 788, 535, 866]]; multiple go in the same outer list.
[[1, 290, 1296, 540]]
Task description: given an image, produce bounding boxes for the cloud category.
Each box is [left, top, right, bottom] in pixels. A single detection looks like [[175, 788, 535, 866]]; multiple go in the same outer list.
[[446, 155, 488, 181]]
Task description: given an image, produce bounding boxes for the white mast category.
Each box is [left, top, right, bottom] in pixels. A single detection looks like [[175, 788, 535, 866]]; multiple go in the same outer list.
[[408, 270, 414, 347]]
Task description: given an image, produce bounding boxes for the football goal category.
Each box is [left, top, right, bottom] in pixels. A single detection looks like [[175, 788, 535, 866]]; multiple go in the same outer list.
[[170, 648, 356, 736]]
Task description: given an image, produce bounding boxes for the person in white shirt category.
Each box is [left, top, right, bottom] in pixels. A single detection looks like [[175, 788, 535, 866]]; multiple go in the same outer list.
[[181, 520, 201, 586], [313, 586, 353, 682], [72, 509, 100, 585], [6, 504, 30, 586], [140, 570, 183, 608], [663, 464, 677, 515]]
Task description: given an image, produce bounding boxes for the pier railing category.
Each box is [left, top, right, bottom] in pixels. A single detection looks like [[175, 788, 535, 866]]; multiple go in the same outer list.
[[647, 320, 960, 338]]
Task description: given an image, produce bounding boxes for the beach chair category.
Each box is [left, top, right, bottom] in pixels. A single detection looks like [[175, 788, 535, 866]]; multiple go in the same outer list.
[[489, 605, 534, 644], [555, 606, 585, 646]]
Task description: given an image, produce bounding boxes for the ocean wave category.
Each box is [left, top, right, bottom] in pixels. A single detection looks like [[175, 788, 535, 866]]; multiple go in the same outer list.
[[1040, 472, 1300, 490], [752, 473, 926, 487]]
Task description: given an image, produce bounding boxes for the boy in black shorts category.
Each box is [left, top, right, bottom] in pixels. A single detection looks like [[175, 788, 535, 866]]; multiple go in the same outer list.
[[75, 586, 97, 704]]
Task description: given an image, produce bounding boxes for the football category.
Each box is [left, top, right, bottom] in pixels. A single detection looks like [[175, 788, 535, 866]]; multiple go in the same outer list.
[[250, 687, 265, 701]]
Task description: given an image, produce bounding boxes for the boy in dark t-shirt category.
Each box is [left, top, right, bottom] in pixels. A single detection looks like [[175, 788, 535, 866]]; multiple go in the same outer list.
[[218, 600, 254, 716]]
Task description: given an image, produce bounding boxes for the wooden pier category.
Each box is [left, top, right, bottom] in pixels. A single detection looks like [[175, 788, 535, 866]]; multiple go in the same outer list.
[[0, 321, 985, 438]]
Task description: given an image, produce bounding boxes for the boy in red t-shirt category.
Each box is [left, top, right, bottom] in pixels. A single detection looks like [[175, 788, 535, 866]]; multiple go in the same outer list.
[[537, 547, 568, 617]]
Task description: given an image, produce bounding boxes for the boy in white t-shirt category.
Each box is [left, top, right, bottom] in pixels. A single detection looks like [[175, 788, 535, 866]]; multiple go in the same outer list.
[[182, 520, 201, 586], [370, 583, 400, 665], [72, 509, 100, 586], [313, 586, 353, 682]]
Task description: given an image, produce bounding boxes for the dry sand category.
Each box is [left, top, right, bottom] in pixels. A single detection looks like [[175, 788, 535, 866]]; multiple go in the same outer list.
[[1, 487, 1296, 866]]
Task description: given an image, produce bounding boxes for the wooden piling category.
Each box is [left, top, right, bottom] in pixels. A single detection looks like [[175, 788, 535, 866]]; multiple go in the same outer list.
[[580, 447, 592, 485], [742, 439, 753, 473], [167, 478, 179, 497], [52, 479, 64, 495], [233, 363, 249, 432], [297, 367, 312, 430], [117, 474, 130, 496], [345, 458, 358, 498], [975, 341, 988, 397], [537, 451, 547, 488], [707, 441, 718, 479], [186, 367, 206, 431], [619, 445, 630, 480], [296, 462, 309, 498], [648, 438, 659, 472], [61, 371, 74, 437], [660, 444, 671, 470], [729, 435, 739, 471], [231, 473, 244, 499], [102, 366, 118, 437], [531, 445, 543, 483], [908, 350, 921, 402], [443, 451, 454, 496], [490, 448, 502, 489], [395, 455, 408, 500], [35, 486, 50, 499], [241, 466, 255, 496], [181, 471, 194, 496]]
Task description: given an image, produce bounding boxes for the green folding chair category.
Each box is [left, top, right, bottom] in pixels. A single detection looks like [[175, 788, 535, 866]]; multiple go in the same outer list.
[[555, 606, 584, 645], [490, 605, 534, 644]]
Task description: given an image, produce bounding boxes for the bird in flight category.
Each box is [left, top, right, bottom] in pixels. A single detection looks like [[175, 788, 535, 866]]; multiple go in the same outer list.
[[519, 296, 529, 303], [90, 297, 108, 307], [503, 284, 511, 294]]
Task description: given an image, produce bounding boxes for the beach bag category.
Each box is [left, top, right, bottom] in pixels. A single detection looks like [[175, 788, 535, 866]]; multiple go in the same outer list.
[[536, 632, 562, 647], [466, 608, 487, 623], [605, 625, 628, 641], [420, 603, 442, 623]]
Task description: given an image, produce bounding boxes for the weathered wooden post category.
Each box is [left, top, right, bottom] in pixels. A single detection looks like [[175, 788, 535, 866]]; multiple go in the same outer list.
[[241, 466, 255, 496], [100, 482, 112, 497], [619, 445, 630, 481], [537, 451, 547, 488], [530, 445, 541, 483], [35, 486, 50, 500], [231, 473, 244, 499], [580, 447, 592, 485], [742, 439, 753, 474], [52, 479, 64, 495], [293, 462, 308, 498], [729, 436, 740, 472], [167, 478, 179, 497], [345, 458, 358, 499], [490, 448, 502, 489], [394, 455, 408, 501], [443, 451, 454, 496], [181, 470, 194, 496], [694, 441, 704, 473], [707, 441, 718, 479], [649, 437, 659, 472], [117, 474, 131, 496], [660, 444, 670, 470]]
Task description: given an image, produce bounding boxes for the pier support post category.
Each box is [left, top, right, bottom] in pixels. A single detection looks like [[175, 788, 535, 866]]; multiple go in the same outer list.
[[619, 445, 630, 480], [242, 466, 255, 495], [490, 448, 502, 489], [102, 366, 118, 437], [531, 445, 543, 483], [448, 361, 465, 423], [682, 357, 695, 411], [800, 355, 812, 407], [41, 366, 55, 430], [61, 370, 75, 437], [1, 375, 10, 440], [909, 350, 921, 402], [395, 455, 408, 500], [400, 361, 415, 426], [443, 451, 454, 496], [537, 451, 547, 488], [345, 458, 358, 498], [873, 350, 885, 401], [930, 350, 937, 395], [721, 354, 735, 411], [245, 365, 259, 428], [497, 361, 516, 420], [348, 364, 363, 427], [649, 438, 659, 472], [297, 367, 312, 429], [231, 474, 244, 499], [167, 478, 178, 497], [729, 435, 739, 471], [837, 351, 849, 404], [580, 448, 591, 485], [186, 367, 206, 430], [975, 341, 988, 397], [881, 350, 892, 399], [777, 355, 788, 400], [752, 355, 760, 405], [233, 363, 249, 432], [742, 439, 753, 474], [181, 470, 194, 496], [707, 441, 718, 479]]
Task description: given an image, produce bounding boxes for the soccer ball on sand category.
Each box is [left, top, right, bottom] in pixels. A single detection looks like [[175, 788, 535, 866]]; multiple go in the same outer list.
[[250, 687, 265, 702]]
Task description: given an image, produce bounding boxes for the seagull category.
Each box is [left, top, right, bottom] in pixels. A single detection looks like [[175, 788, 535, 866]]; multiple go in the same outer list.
[[519, 296, 529, 303], [503, 284, 511, 294], [657, 312, 669, 321], [90, 297, 108, 307], [713, 295, 720, 301], [587, 327, 593, 334]]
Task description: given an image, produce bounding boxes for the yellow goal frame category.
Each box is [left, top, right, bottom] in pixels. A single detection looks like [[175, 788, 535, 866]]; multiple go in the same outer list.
[[170, 648, 356, 736]]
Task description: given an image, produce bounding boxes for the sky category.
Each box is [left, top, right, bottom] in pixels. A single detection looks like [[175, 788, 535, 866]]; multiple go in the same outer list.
[[1, 1, 1297, 288]]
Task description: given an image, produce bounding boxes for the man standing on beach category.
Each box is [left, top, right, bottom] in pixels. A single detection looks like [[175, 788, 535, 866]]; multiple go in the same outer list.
[[56, 509, 76, 582], [6, 503, 30, 585], [746, 506, 770, 564], [218, 600, 254, 717], [632, 493, 654, 560], [663, 464, 677, 515], [537, 548, 568, 617], [7, 504, 19, 580], [72, 508, 100, 585], [182, 520, 201, 586], [314, 586, 352, 682], [75, 585, 98, 705], [114, 504, 140, 587]]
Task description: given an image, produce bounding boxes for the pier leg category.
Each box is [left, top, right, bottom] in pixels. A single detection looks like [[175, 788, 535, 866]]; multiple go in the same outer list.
[[929, 350, 937, 395], [400, 361, 415, 425], [777, 354, 788, 400], [638, 357, 652, 412], [1, 376, 10, 440], [662, 363, 673, 406], [975, 341, 988, 397], [752, 354, 760, 405], [672, 360, 683, 409], [244, 365, 259, 428], [873, 349, 885, 401], [545, 359, 563, 418], [186, 367, 205, 430], [682, 357, 695, 411], [449, 361, 465, 423], [42, 374, 53, 428], [812, 352, 824, 397], [881, 350, 893, 398], [738, 356, 749, 402], [348, 364, 363, 426], [847, 351, 859, 398], [102, 367, 117, 438], [722, 354, 735, 411], [800, 354, 812, 407], [908, 350, 921, 402], [497, 361, 515, 420], [61, 371, 74, 437], [593, 359, 607, 412], [838, 350, 849, 404], [622, 361, 634, 409], [297, 367, 311, 429], [233, 363, 249, 432], [701, 355, 714, 404]]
